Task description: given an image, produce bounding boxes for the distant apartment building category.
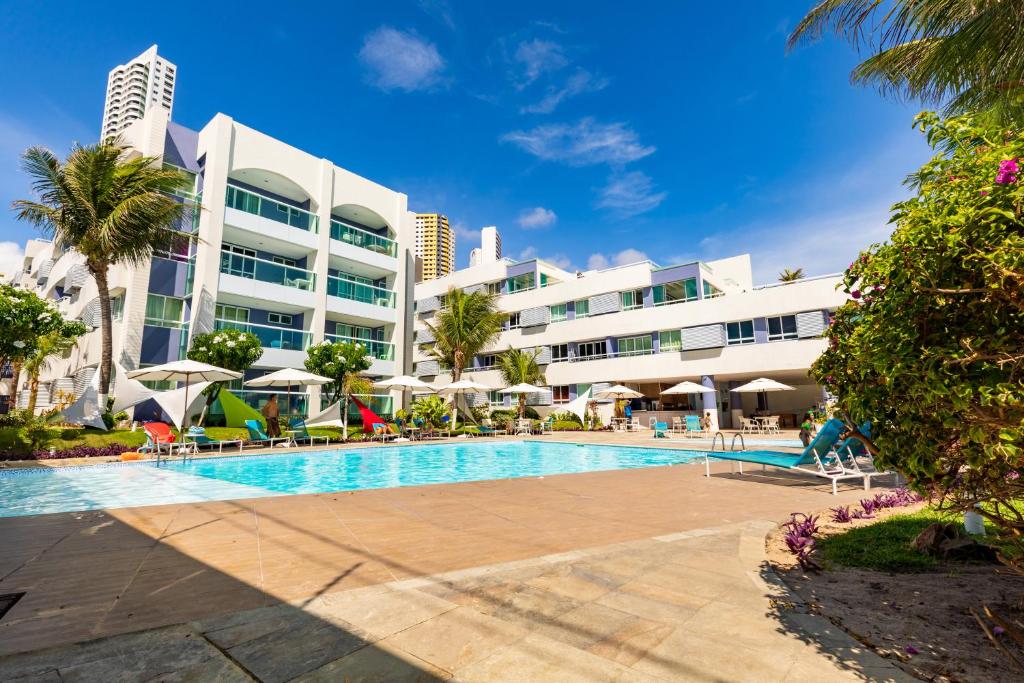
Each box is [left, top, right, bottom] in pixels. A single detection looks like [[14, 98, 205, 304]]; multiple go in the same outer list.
[[10, 106, 415, 419], [469, 226, 502, 267], [414, 213, 455, 281], [101, 45, 176, 139], [413, 255, 844, 429]]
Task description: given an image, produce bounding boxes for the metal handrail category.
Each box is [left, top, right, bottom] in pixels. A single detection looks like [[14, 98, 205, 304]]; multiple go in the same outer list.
[[710, 432, 726, 452], [730, 433, 747, 452]]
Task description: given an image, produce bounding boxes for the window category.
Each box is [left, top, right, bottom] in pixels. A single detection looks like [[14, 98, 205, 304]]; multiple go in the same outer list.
[[653, 278, 698, 305], [221, 243, 256, 278], [477, 354, 498, 369], [659, 330, 682, 352], [267, 312, 293, 326], [549, 303, 567, 323], [507, 272, 535, 293], [703, 281, 723, 298], [486, 281, 502, 295], [551, 343, 569, 362], [766, 315, 798, 341], [574, 299, 590, 319], [618, 335, 653, 357], [726, 320, 756, 345], [576, 340, 607, 360], [222, 243, 256, 257], [215, 304, 249, 323], [145, 294, 184, 328], [271, 256, 297, 267], [506, 312, 521, 330], [110, 295, 124, 322], [337, 323, 379, 340], [487, 390, 504, 406], [621, 288, 645, 311], [552, 385, 570, 404]]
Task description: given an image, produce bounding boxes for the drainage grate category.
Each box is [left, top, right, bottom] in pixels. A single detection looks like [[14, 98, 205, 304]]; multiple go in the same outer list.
[[0, 592, 25, 621]]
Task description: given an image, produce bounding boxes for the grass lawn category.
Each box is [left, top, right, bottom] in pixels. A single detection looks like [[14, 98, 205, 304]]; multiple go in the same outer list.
[[819, 508, 1001, 572]]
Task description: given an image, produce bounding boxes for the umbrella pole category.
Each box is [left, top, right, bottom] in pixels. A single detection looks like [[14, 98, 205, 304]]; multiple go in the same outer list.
[[182, 374, 190, 436]]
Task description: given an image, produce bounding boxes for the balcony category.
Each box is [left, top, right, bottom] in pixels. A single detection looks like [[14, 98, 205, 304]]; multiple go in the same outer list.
[[330, 220, 397, 258], [327, 275, 395, 308], [226, 185, 318, 233], [325, 334, 395, 360], [220, 252, 315, 291], [214, 319, 311, 351]]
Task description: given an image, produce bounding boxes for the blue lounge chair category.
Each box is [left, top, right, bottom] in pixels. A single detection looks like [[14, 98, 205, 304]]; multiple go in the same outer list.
[[244, 419, 289, 448], [684, 415, 705, 438], [287, 417, 329, 447], [653, 421, 670, 439], [703, 418, 869, 495], [186, 426, 243, 453]]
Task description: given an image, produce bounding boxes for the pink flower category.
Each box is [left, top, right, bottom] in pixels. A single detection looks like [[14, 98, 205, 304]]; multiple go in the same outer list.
[[996, 158, 1019, 185], [851, 290, 862, 299], [980, 190, 989, 196], [994, 626, 1006, 636]]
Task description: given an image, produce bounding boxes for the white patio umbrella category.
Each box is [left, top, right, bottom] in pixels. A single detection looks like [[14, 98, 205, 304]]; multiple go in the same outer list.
[[594, 384, 644, 400], [731, 377, 795, 414], [127, 360, 241, 431], [660, 380, 710, 395], [245, 368, 333, 421], [437, 378, 491, 436], [499, 382, 545, 420], [376, 375, 439, 440]]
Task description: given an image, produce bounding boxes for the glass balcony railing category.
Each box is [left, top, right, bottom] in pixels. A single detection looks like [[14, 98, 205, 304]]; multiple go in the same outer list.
[[325, 333, 395, 360], [220, 252, 316, 291], [330, 220, 397, 258], [225, 184, 319, 233], [214, 319, 312, 351], [327, 275, 396, 308]]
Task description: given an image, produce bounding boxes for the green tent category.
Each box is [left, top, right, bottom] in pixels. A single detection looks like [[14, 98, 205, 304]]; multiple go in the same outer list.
[[215, 390, 266, 428]]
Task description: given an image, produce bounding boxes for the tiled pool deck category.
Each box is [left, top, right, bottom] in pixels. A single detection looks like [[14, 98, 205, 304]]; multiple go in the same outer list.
[[0, 434, 910, 681]]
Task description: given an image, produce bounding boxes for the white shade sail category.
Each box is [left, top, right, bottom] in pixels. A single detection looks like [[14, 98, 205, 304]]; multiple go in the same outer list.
[[152, 381, 212, 430], [373, 375, 435, 390], [61, 369, 105, 430], [244, 368, 332, 387], [306, 400, 345, 428], [500, 382, 544, 394], [594, 384, 644, 399], [110, 361, 156, 413], [731, 377, 796, 393], [126, 360, 242, 383], [563, 387, 592, 423], [661, 381, 711, 395]]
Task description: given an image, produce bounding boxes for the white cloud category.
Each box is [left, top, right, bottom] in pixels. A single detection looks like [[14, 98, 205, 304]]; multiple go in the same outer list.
[[521, 69, 609, 114], [501, 118, 655, 167], [595, 171, 667, 217], [451, 220, 480, 242], [517, 206, 557, 229], [0, 241, 24, 280], [520, 245, 573, 270], [358, 27, 446, 92], [587, 248, 648, 271], [416, 0, 455, 30], [513, 39, 569, 87]]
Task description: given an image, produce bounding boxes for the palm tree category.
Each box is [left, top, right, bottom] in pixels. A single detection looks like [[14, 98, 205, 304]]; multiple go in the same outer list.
[[24, 330, 81, 414], [496, 347, 546, 419], [788, 1, 1024, 117], [12, 141, 190, 397], [778, 268, 805, 282]]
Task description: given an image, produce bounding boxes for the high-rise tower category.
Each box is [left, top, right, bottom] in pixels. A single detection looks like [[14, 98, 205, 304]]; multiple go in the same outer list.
[[101, 45, 176, 139], [414, 213, 455, 281]]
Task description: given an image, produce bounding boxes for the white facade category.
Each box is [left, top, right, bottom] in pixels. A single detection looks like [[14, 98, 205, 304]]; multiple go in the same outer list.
[[480, 226, 501, 263], [101, 45, 176, 139], [10, 107, 415, 420], [413, 256, 845, 429]]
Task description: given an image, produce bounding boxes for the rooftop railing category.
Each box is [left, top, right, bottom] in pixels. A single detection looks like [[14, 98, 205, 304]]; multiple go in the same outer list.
[[226, 184, 319, 233]]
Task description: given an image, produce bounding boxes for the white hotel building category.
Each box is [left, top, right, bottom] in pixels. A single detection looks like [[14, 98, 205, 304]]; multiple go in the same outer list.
[[412, 255, 845, 429], [9, 107, 415, 420]]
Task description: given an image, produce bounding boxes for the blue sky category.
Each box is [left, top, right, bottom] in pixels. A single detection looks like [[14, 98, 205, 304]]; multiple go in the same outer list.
[[0, 1, 931, 282]]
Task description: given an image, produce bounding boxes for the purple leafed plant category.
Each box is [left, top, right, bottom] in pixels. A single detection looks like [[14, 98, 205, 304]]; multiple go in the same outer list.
[[851, 508, 875, 520], [22, 444, 136, 461], [830, 506, 853, 523], [860, 498, 879, 515], [782, 513, 821, 569]]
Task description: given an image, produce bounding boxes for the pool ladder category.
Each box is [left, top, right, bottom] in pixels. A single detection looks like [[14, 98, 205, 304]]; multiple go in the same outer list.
[[709, 432, 747, 452]]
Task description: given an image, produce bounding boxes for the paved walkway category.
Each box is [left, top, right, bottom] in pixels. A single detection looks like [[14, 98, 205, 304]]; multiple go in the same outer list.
[[0, 449, 908, 681]]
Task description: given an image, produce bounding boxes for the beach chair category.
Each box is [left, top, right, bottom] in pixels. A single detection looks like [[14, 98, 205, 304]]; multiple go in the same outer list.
[[244, 419, 290, 448], [483, 418, 507, 436], [371, 422, 398, 443], [287, 417, 329, 447], [541, 417, 554, 434], [835, 422, 893, 486], [652, 421, 670, 439], [684, 415, 705, 438], [702, 418, 868, 495], [143, 422, 177, 454], [186, 426, 242, 453], [435, 414, 452, 438]]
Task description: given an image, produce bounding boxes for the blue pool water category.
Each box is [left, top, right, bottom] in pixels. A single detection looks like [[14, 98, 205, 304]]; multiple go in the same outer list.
[[0, 441, 708, 518]]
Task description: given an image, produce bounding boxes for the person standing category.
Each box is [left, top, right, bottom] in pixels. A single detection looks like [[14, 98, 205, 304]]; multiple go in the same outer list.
[[262, 394, 281, 437], [799, 413, 814, 447]]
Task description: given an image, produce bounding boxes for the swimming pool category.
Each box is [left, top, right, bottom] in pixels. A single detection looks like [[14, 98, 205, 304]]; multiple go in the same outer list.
[[0, 441, 707, 518]]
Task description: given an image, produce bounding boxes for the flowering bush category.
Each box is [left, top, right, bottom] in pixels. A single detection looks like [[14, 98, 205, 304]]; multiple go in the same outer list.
[[0, 443, 137, 461], [187, 329, 263, 422], [812, 112, 1024, 562]]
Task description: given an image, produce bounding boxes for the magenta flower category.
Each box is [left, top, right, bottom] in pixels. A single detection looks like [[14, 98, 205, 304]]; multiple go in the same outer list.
[[980, 190, 989, 196], [996, 158, 1019, 184], [851, 290, 861, 299], [905, 646, 919, 656], [994, 626, 1006, 636]]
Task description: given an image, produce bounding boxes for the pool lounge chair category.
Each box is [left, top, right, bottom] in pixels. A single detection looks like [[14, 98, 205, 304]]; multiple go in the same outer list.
[[652, 421, 670, 439], [684, 415, 705, 438], [371, 422, 399, 443], [186, 426, 243, 453], [244, 419, 290, 448], [703, 418, 869, 495], [436, 415, 452, 438], [287, 418, 330, 447], [835, 422, 894, 486], [143, 422, 178, 454]]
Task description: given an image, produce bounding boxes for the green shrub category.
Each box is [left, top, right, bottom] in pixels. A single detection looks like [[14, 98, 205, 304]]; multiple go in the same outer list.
[[491, 407, 539, 422], [549, 411, 581, 425], [552, 421, 582, 431]]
